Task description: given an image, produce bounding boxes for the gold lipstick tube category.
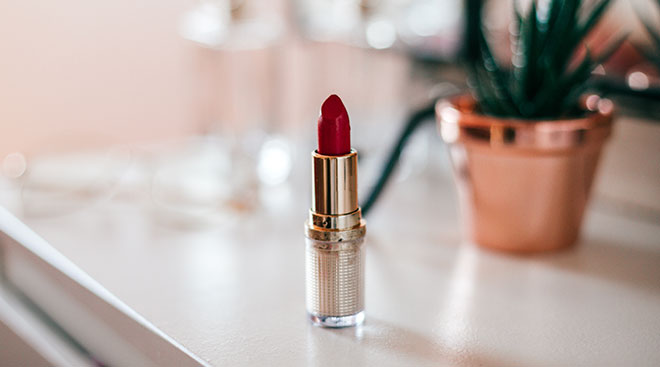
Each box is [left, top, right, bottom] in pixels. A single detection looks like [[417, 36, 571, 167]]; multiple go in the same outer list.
[[305, 149, 366, 328]]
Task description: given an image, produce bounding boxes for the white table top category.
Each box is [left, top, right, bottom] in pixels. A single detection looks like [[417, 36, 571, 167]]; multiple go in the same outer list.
[[1, 120, 659, 366]]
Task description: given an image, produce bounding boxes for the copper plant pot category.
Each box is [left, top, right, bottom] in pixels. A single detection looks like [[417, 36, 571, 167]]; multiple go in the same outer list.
[[436, 95, 614, 253]]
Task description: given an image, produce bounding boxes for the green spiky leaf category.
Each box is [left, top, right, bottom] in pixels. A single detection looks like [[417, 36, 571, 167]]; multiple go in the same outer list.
[[468, 0, 625, 119], [633, 0, 660, 70]]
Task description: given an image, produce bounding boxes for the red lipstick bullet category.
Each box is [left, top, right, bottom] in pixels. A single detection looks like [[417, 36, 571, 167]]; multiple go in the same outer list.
[[317, 94, 351, 156]]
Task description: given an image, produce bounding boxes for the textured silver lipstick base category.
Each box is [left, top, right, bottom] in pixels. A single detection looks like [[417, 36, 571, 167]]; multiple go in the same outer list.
[[305, 237, 365, 327]]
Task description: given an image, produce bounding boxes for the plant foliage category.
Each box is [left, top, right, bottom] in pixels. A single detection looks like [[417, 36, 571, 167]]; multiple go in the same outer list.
[[636, 0, 660, 69], [468, 0, 626, 119]]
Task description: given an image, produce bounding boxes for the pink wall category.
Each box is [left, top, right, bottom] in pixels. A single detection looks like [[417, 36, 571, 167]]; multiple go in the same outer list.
[[0, 0, 198, 157]]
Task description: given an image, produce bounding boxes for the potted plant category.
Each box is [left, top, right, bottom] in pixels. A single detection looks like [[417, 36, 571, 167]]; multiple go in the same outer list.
[[436, 0, 626, 252]]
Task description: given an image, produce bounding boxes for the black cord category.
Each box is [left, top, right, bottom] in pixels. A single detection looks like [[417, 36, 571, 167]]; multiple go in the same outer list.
[[361, 101, 438, 216]]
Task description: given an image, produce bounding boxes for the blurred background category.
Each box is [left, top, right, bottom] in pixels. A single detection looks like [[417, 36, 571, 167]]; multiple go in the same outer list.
[[1, 2, 659, 365], [0, 0, 658, 223]]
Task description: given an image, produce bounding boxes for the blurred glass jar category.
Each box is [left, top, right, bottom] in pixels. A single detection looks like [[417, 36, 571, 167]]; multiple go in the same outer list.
[[294, 0, 398, 49], [162, 0, 291, 226], [5, 148, 133, 218], [180, 0, 285, 141]]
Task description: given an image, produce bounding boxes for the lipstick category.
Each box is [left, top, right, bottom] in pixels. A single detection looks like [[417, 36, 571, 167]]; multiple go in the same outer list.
[[317, 94, 351, 155], [305, 94, 366, 328]]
